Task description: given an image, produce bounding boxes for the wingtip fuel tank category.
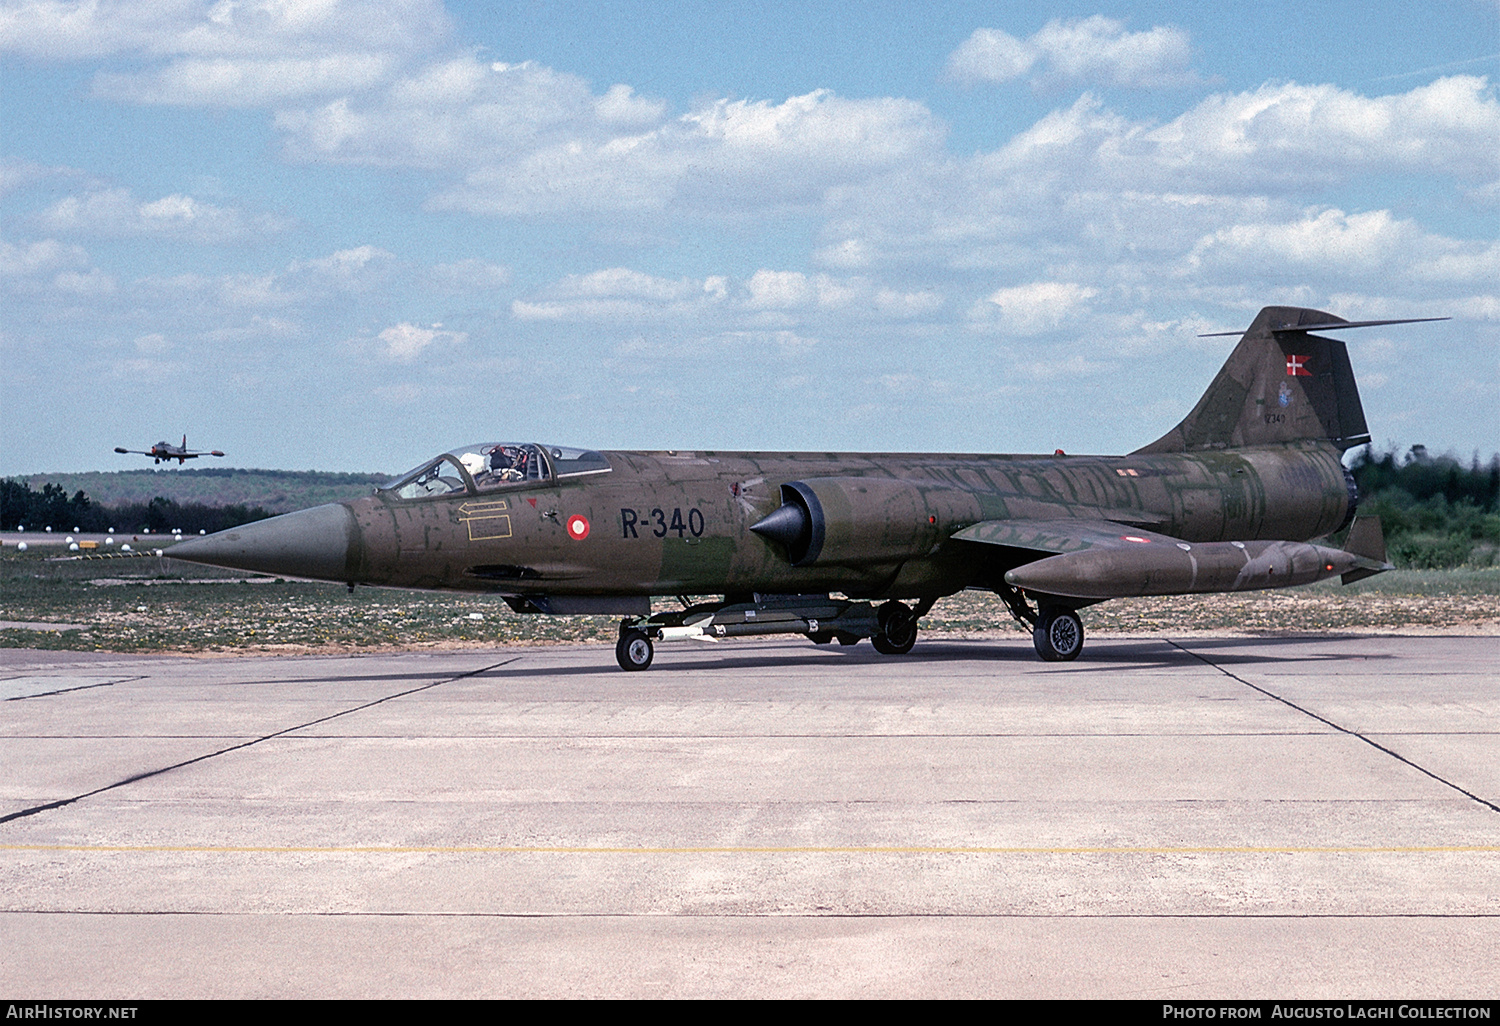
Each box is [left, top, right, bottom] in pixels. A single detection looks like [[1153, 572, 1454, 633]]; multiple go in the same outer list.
[[1003, 536, 1369, 601]]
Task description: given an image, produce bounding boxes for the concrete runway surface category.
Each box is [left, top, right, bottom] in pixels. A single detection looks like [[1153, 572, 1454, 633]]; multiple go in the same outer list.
[[2, 633, 1497, 998]]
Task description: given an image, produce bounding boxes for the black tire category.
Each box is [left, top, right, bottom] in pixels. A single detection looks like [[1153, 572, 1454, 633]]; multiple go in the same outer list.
[[872, 601, 918, 655], [1033, 608, 1083, 662], [616, 629, 654, 671], [809, 630, 834, 645]]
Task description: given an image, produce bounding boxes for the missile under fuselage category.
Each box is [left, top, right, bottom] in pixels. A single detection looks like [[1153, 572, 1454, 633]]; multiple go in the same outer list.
[[1003, 538, 1380, 601]]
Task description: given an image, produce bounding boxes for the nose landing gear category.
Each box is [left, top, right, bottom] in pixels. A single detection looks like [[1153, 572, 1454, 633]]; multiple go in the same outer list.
[[616, 628, 654, 671]]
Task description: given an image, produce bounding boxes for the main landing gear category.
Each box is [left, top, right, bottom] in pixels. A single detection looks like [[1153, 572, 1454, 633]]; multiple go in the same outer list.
[[613, 594, 934, 671], [872, 600, 918, 655], [996, 582, 1085, 662], [1032, 607, 1083, 662]]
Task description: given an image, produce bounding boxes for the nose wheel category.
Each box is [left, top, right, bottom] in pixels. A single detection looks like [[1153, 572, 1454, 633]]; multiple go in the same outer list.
[[616, 628, 655, 671], [1033, 607, 1083, 661]]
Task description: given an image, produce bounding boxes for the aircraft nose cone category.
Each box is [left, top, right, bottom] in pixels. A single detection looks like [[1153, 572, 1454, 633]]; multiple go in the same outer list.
[[166, 503, 357, 581]]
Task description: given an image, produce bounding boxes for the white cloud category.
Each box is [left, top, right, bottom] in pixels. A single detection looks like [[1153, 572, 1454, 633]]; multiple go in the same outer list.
[[1141, 76, 1500, 188], [0, 0, 452, 104], [0, 237, 89, 276], [425, 258, 510, 293], [96, 53, 391, 106], [0, 158, 80, 196], [167, 244, 394, 308], [274, 58, 946, 216], [981, 282, 1099, 334], [511, 267, 949, 328], [134, 332, 170, 354], [277, 58, 623, 171], [1186, 208, 1500, 286], [814, 238, 874, 269], [549, 267, 696, 301], [52, 267, 115, 295], [875, 288, 943, 317], [1010, 76, 1500, 191], [594, 83, 667, 127], [0, 236, 117, 298], [7, 0, 451, 58], [948, 17, 1200, 89], [512, 267, 712, 321], [1012, 353, 1113, 379], [815, 77, 1500, 278], [743, 270, 814, 310], [1188, 209, 1411, 271], [289, 244, 391, 282], [34, 187, 290, 241], [376, 321, 465, 362], [947, 29, 1036, 84]]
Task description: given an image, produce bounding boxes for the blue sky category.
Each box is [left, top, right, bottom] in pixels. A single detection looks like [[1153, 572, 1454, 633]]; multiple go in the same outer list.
[[2, 0, 1496, 475]]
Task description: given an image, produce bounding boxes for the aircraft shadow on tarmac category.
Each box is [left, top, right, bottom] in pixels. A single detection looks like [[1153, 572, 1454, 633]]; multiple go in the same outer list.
[[453, 635, 1400, 678]]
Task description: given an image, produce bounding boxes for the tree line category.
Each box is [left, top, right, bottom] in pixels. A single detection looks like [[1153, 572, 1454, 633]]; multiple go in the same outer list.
[[1347, 446, 1500, 569], [1, 479, 272, 535]]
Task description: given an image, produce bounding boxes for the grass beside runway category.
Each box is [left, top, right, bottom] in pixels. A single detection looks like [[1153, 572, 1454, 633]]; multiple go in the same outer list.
[[2, 547, 1496, 654]]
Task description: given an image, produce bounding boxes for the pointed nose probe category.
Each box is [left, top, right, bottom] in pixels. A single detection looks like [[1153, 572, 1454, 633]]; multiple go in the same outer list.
[[165, 503, 358, 582]]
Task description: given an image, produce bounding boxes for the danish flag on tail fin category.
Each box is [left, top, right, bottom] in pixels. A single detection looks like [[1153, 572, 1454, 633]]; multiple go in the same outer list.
[[1286, 354, 1311, 376]]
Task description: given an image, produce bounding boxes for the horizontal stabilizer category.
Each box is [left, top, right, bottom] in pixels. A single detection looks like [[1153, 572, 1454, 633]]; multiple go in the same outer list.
[[1199, 317, 1449, 337]]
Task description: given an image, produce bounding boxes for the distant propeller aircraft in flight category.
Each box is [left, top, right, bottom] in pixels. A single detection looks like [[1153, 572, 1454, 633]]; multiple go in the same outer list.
[[167, 306, 1444, 669], [115, 436, 225, 465]]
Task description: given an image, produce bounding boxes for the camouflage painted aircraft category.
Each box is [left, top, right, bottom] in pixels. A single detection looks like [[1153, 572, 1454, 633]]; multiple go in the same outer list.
[[115, 436, 225, 465], [166, 306, 1442, 670]]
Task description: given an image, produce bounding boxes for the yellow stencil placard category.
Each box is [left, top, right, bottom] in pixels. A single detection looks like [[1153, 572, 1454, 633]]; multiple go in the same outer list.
[[458, 500, 512, 541]]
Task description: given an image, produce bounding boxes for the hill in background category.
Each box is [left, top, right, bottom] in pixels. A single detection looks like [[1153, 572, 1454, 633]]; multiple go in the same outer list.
[[24, 468, 392, 514]]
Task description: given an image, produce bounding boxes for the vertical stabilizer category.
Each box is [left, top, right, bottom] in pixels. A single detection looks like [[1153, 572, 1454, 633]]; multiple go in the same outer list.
[[1134, 306, 1370, 454]]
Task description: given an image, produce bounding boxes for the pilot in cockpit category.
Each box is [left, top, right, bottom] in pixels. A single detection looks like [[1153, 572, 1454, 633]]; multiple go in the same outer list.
[[485, 444, 530, 482]]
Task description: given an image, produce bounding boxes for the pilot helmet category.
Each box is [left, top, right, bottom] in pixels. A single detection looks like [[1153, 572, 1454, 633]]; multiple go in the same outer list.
[[459, 452, 486, 476]]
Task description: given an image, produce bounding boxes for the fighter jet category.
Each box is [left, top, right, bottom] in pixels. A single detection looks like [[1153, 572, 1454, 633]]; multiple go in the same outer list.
[[115, 436, 225, 465], [167, 306, 1441, 670]]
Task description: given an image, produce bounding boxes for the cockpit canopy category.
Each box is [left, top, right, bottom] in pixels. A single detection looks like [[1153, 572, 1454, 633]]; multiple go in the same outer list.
[[383, 443, 610, 500]]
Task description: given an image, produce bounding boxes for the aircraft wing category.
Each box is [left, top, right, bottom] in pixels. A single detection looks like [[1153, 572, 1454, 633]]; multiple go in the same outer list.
[[950, 518, 1183, 555]]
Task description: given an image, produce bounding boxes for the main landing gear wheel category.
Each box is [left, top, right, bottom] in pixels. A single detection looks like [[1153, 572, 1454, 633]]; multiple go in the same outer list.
[[616, 629, 654, 671], [1033, 607, 1083, 662], [872, 600, 918, 655]]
